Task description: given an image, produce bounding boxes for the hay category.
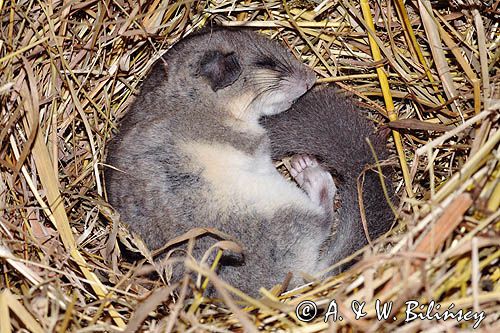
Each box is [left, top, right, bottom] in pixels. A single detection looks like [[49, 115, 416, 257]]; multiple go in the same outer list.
[[1, 0, 499, 331]]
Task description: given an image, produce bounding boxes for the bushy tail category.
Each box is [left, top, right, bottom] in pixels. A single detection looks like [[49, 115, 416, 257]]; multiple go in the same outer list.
[[325, 169, 394, 268], [261, 86, 394, 267]]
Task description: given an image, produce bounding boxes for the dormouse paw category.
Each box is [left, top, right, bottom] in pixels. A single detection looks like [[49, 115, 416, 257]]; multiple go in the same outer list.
[[289, 154, 336, 216]]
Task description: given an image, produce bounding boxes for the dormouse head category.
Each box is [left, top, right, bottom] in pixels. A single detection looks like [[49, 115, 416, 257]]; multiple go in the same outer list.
[[162, 28, 316, 119]]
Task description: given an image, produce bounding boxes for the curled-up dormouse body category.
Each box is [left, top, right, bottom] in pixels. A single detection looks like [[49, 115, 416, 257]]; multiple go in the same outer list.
[[105, 28, 339, 295]]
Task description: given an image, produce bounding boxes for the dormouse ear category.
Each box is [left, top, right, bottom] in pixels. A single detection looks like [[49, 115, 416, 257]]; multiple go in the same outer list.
[[198, 50, 242, 91]]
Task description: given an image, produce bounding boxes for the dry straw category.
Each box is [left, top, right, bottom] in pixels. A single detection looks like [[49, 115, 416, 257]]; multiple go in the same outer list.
[[1, 0, 499, 331]]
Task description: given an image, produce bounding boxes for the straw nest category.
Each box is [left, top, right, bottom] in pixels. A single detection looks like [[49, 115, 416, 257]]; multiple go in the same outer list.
[[1, 0, 499, 332]]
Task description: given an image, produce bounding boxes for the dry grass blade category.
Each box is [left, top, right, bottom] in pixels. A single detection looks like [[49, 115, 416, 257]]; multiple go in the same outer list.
[[0, 290, 12, 333], [1, 290, 44, 333], [417, 193, 473, 256], [126, 285, 177, 333], [360, 0, 413, 199], [419, 0, 459, 109], [388, 119, 453, 132]]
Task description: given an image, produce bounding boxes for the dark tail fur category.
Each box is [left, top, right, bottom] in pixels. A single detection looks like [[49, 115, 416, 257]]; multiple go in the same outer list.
[[261, 86, 394, 267]]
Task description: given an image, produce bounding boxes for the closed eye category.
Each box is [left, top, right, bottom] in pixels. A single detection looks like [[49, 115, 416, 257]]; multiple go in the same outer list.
[[254, 56, 278, 70]]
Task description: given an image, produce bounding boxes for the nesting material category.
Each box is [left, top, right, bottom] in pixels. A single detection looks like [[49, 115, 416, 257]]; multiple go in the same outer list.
[[0, 0, 498, 331]]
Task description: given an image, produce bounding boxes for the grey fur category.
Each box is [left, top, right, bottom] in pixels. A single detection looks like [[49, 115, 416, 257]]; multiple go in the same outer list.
[[105, 28, 336, 295], [261, 86, 395, 269]]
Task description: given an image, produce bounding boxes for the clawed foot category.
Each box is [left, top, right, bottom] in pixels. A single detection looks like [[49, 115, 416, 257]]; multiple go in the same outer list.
[[289, 155, 336, 216]]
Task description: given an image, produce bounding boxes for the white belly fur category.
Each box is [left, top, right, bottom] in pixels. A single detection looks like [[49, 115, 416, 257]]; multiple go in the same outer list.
[[180, 141, 322, 218]]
